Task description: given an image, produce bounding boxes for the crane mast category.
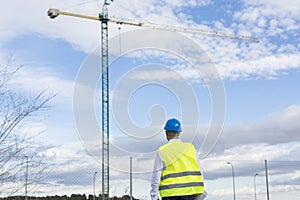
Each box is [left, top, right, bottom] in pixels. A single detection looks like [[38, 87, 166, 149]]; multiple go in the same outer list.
[[100, 1, 111, 199]]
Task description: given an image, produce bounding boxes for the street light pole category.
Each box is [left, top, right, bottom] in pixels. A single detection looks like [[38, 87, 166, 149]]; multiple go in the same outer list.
[[265, 160, 270, 200], [254, 173, 259, 200], [94, 172, 98, 200], [227, 162, 236, 200], [130, 157, 132, 200], [25, 156, 28, 200]]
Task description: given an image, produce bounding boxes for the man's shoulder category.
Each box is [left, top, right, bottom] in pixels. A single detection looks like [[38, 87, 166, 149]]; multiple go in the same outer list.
[[159, 141, 194, 150], [158, 142, 170, 151]]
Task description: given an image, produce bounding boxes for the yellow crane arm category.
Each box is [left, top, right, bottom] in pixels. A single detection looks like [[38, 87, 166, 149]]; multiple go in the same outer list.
[[47, 8, 259, 43], [48, 8, 143, 26], [48, 8, 100, 21], [142, 22, 259, 43]]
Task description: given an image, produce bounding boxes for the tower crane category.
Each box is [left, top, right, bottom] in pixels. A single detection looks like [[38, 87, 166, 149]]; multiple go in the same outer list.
[[47, 2, 259, 200]]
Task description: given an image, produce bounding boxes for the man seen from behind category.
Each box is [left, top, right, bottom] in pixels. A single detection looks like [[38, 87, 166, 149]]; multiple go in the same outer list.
[[150, 118, 207, 200]]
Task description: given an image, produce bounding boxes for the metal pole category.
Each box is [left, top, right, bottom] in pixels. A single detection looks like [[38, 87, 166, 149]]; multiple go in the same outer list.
[[130, 157, 132, 200], [94, 172, 98, 200], [265, 160, 270, 200], [101, 1, 111, 200], [25, 156, 28, 200], [254, 173, 258, 200], [227, 162, 236, 200]]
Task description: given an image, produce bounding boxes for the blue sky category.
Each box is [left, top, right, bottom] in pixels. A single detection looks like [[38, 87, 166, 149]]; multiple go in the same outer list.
[[1, 0, 300, 199]]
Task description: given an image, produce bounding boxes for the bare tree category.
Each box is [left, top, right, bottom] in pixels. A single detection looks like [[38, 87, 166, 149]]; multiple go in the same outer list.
[[0, 60, 54, 196]]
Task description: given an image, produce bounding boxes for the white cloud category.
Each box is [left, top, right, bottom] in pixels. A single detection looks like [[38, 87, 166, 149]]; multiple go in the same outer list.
[[210, 104, 300, 155], [41, 141, 85, 160], [233, 2, 299, 37], [6, 66, 74, 107], [1, 0, 100, 51], [243, 0, 300, 17], [1, 0, 300, 80], [217, 52, 300, 79], [127, 69, 182, 81]]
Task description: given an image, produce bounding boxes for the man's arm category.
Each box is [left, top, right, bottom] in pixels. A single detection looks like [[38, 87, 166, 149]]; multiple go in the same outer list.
[[150, 151, 163, 200], [196, 149, 207, 199]]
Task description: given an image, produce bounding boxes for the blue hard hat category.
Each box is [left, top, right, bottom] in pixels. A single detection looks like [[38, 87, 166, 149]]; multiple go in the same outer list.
[[164, 118, 182, 132]]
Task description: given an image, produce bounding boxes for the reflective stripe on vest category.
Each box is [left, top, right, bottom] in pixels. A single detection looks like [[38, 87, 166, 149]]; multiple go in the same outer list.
[[159, 182, 204, 190], [161, 171, 202, 181], [158, 141, 204, 197]]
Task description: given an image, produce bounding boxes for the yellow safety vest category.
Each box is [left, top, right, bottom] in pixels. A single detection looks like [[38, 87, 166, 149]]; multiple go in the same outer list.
[[158, 141, 204, 197]]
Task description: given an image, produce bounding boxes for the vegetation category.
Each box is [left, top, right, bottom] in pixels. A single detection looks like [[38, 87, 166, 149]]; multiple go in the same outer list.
[[0, 59, 54, 195], [0, 194, 139, 200]]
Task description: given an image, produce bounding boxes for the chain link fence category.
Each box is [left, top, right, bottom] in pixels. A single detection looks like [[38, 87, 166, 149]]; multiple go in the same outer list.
[[1, 156, 300, 200]]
